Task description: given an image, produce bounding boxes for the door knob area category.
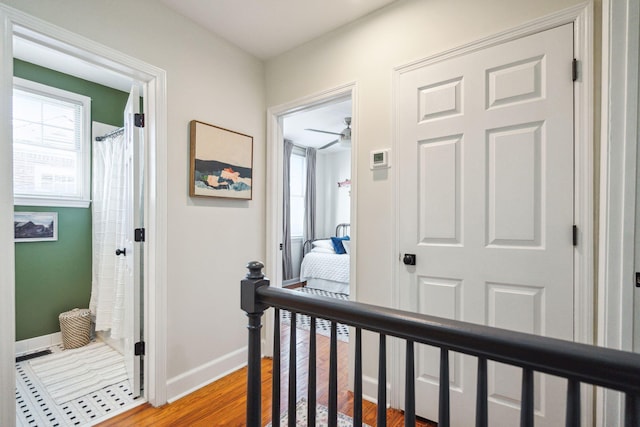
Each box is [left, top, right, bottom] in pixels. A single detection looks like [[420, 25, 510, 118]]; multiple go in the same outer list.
[[403, 254, 416, 266], [115, 248, 126, 256]]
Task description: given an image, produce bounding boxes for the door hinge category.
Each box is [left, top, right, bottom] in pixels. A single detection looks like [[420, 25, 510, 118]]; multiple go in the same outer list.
[[134, 341, 145, 356], [134, 228, 145, 242], [134, 113, 145, 128], [573, 225, 578, 246], [635, 272, 640, 288], [572, 58, 578, 82]]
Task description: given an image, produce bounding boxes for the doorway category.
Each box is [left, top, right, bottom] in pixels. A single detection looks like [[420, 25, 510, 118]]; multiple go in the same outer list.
[[281, 97, 352, 286], [265, 84, 357, 357], [0, 6, 168, 426], [13, 35, 143, 427]]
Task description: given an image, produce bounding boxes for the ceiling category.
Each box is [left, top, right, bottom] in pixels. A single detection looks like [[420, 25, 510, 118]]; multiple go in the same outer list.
[[159, 0, 398, 60], [283, 98, 352, 151]]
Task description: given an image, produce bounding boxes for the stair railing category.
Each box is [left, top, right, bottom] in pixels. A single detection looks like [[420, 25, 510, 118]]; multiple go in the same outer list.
[[241, 261, 640, 427]]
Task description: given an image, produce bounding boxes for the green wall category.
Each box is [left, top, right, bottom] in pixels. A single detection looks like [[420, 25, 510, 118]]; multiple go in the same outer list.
[[14, 59, 129, 341]]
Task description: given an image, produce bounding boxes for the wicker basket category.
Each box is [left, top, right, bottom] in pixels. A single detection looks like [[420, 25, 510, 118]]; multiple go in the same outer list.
[[59, 308, 91, 349]]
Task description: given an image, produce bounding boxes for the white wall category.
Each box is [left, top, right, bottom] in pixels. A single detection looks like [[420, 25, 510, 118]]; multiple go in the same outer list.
[[265, 0, 586, 399], [1, 0, 265, 401], [317, 149, 351, 237]]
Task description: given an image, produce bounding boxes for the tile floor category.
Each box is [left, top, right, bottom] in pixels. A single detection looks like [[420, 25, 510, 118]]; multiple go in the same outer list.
[[15, 344, 135, 427]]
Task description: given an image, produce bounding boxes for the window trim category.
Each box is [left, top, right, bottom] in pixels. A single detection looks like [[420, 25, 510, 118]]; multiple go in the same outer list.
[[13, 77, 91, 208]]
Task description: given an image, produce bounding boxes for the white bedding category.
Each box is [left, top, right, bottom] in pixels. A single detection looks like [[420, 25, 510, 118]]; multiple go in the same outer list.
[[305, 278, 349, 295], [300, 252, 349, 288]]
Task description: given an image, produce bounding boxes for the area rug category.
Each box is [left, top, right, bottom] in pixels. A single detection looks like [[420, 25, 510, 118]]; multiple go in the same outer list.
[[29, 341, 128, 405], [267, 398, 371, 427], [280, 287, 350, 342]]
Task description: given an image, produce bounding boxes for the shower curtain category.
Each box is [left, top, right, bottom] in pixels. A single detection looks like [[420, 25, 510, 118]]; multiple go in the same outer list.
[[89, 130, 127, 339]]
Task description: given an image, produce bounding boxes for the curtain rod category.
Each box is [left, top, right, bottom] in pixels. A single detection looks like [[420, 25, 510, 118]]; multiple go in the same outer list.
[[95, 127, 124, 141]]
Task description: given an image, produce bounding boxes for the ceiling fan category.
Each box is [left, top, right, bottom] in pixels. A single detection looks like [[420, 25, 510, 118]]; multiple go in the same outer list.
[[305, 117, 351, 149]]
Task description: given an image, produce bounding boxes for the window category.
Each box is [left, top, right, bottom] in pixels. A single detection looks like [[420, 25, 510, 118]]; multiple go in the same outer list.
[[290, 150, 306, 238], [12, 77, 91, 207]]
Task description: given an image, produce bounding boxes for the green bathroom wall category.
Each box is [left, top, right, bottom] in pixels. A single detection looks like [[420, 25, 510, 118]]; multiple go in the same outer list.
[[14, 59, 129, 341]]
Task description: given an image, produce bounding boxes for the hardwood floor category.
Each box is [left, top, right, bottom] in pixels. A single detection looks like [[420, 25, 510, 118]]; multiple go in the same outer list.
[[98, 324, 435, 426]]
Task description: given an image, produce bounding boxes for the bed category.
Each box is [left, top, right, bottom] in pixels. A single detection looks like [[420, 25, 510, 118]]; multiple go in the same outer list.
[[300, 224, 350, 295]]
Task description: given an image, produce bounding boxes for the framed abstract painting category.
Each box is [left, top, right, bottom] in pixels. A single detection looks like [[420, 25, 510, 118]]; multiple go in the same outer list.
[[189, 120, 253, 200]]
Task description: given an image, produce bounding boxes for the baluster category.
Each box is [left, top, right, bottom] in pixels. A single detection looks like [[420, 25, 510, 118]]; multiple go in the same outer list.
[[566, 379, 580, 427], [329, 321, 338, 427], [520, 368, 534, 427], [405, 340, 416, 427], [272, 308, 281, 426], [624, 392, 640, 427], [288, 313, 297, 427], [439, 348, 450, 427], [246, 311, 263, 427], [308, 317, 317, 426], [476, 357, 488, 427], [378, 334, 387, 427], [353, 328, 363, 427]]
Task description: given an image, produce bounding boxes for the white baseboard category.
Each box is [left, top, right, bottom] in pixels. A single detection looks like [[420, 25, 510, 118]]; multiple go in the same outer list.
[[15, 332, 62, 356], [166, 346, 248, 402], [363, 374, 385, 405]]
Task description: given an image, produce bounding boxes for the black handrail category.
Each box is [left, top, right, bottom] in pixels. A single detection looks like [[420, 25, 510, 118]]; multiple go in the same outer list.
[[241, 262, 640, 426]]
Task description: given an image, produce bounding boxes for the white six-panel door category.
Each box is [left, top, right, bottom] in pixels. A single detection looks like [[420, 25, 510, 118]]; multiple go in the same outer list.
[[398, 24, 574, 426]]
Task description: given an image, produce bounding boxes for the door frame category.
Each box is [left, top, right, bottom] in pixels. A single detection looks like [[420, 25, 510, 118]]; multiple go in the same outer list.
[[390, 2, 593, 423], [597, 0, 640, 425], [0, 5, 168, 424], [265, 82, 358, 356]]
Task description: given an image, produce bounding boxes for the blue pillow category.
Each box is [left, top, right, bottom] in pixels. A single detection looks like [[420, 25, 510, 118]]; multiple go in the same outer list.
[[330, 236, 350, 254]]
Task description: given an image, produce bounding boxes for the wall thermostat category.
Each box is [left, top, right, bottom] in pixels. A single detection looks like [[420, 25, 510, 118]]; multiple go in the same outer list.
[[370, 149, 390, 170]]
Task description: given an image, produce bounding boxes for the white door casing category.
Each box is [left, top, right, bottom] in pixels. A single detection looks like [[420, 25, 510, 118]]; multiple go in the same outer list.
[[598, 0, 640, 424], [397, 23, 575, 426], [122, 85, 142, 397]]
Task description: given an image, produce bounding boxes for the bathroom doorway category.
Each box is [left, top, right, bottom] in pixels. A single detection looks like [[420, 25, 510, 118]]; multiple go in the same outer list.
[[0, 7, 168, 425], [12, 37, 144, 426]]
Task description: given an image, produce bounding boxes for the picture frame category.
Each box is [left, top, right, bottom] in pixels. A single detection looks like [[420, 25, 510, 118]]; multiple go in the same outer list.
[[189, 120, 253, 200], [14, 211, 58, 242]]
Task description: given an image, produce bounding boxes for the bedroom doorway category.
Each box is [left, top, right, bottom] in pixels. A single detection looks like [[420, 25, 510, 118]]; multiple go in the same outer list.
[[266, 83, 357, 351], [281, 98, 352, 292]]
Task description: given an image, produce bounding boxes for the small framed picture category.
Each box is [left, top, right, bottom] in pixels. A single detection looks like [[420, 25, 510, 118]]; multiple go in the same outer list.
[[14, 211, 58, 242], [189, 120, 253, 200]]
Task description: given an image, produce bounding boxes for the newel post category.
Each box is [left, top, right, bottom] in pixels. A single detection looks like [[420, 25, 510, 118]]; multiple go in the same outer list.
[[241, 261, 269, 427]]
